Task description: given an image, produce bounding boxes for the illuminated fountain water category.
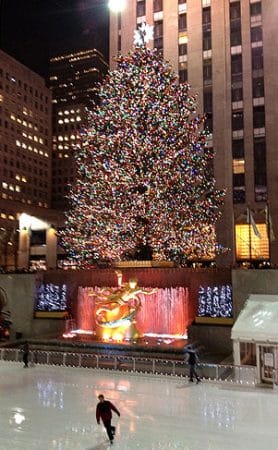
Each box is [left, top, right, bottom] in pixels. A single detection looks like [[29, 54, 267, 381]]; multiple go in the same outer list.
[[71, 271, 189, 341]]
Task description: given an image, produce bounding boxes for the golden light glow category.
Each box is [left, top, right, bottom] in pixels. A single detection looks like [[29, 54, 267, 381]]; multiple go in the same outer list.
[[235, 223, 269, 260], [108, 0, 127, 13], [179, 35, 188, 44], [233, 159, 245, 174]]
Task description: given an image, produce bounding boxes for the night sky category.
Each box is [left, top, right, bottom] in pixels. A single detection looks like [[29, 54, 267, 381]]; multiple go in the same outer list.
[[0, 0, 109, 79]]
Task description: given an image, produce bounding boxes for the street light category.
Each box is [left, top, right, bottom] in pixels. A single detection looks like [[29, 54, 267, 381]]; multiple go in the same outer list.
[[108, 0, 126, 13]]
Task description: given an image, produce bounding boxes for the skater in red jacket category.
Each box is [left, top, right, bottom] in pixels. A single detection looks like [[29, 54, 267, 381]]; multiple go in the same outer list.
[[96, 394, 120, 444]]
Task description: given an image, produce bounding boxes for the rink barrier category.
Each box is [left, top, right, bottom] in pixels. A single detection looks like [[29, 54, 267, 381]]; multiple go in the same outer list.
[[0, 347, 260, 385], [272, 368, 278, 390]]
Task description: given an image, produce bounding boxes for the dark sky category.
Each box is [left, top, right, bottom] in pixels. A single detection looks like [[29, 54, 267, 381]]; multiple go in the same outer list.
[[0, 0, 109, 79]]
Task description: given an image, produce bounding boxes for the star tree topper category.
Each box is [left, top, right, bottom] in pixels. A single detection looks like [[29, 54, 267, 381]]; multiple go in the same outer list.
[[134, 22, 154, 46]]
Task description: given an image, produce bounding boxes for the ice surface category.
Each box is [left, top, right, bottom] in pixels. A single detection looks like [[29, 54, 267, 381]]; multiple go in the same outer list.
[[0, 361, 278, 450]]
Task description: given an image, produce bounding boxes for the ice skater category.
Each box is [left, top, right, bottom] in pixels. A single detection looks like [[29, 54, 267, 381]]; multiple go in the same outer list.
[[185, 345, 201, 383], [96, 394, 120, 445], [22, 342, 29, 368]]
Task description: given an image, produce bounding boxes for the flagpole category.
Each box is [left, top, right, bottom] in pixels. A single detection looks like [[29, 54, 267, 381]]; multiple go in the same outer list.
[[247, 206, 252, 261], [266, 202, 271, 263]]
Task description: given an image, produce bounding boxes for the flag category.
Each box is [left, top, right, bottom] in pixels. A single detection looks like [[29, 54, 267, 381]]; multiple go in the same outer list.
[[265, 204, 276, 242], [247, 207, 262, 239]]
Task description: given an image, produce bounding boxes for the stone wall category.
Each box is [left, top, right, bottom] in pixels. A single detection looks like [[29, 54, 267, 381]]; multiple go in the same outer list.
[[5, 267, 275, 348], [0, 274, 64, 340], [232, 269, 278, 318]]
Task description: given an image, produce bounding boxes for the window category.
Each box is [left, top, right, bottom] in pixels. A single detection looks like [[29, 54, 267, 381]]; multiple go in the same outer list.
[[232, 111, 244, 130], [137, 0, 146, 17], [252, 77, 264, 98], [233, 187, 245, 204], [250, 2, 261, 16], [233, 159, 245, 174], [204, 90, 213, 112], [232, 85, 243, 102], [253, 105, 265, 128], [233, 173, 245, 186], [251, 26, 262, 43], [236, 222, 269, 260], [254, 138, 267, 201], [179, 43, 187, 55], [153, 0, 163, 13], [203, 60, 212, 85], [203, 7, 211, 24], [230, 2, 241, 46], [230, 1, 240, 20], [179, 69, 187, 83], [30, 229, 46, 246], [232, 139, 244, 159], [204, 89, 213, 132], [203, 35, 212, 51], [154, 20, 163, 52], [203, 7, 211, 50], [231, 54, 242, 75], [252, 47, 263, 70], [178, 14, 187, 31]]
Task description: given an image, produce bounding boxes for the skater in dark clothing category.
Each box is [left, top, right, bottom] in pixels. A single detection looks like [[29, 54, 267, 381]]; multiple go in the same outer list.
[[22, 342, 29, 368], [96, 394, 120, 444], [185, 345, 201, 383]]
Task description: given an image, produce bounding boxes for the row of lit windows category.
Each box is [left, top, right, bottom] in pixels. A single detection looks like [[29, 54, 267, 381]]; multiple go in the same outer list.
[[1, 171, 39, 188], [10, 113, 48, 134], [140, 0, 260, 15], [57, 116, 81, 124], [11, 114, 34, 129], [15, 174, 27, 183], [54, 135, 80, 142], [0, 85, 49, 114], [50, 49, 102, 63], [57, 109, 81, 116], [52, 144, 73, 151], [15, 140, 49, 157], [0, 118, 48, 141], [0, 212, 16, 221], [1, 192, 48, 208], [2, 182, 21, 192], [21, 131, 44, 145]]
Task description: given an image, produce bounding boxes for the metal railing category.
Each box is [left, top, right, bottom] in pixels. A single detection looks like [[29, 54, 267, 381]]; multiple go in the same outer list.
[[0, 348, 257, 386], [272, 368, 278, 390]]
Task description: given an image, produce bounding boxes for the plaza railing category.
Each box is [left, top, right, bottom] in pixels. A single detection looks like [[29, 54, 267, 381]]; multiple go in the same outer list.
[[0, 347, 257, 386]]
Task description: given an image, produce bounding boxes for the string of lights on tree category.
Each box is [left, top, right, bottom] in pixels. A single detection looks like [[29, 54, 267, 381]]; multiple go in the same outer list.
[[61, 27, 225, 267]]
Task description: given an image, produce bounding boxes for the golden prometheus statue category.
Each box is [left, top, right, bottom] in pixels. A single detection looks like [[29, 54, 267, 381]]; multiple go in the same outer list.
[[92, 271, 157, 341]]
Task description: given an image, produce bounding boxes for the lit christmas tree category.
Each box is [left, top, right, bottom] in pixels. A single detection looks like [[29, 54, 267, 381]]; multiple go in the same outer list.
[[62, 25, 225, 267]]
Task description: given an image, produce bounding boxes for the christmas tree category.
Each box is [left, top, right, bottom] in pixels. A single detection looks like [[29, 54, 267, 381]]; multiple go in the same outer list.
[[62, 25, 225, 267]]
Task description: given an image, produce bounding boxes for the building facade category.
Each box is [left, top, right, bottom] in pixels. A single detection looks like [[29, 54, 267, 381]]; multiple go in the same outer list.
[[0, 50, 62, 270], [49, 49, 108, 211], [109, 0, 278, 266]]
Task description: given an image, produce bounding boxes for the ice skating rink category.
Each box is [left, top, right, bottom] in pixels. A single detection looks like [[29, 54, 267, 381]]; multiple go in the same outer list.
[[0, 361, 278, 450]]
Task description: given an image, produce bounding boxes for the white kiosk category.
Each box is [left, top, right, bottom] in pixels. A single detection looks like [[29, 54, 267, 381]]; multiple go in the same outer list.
[[232, 294, 278, 385]]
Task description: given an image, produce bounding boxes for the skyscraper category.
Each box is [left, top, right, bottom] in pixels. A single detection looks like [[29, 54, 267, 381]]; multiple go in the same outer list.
[[49, 49, 108, 210], [0, 49, 57, 270], [109, 0, 278, 266]]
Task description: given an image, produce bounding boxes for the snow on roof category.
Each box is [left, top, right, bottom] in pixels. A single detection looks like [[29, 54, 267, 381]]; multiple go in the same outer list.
[[231, 294, 278, 342]]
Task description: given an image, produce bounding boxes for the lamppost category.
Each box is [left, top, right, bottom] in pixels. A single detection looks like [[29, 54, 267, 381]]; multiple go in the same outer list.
[[108, 0, 126, 13]]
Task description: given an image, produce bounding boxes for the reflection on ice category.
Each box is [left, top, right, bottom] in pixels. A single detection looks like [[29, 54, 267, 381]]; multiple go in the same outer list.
[[0, 362, 278, 450]]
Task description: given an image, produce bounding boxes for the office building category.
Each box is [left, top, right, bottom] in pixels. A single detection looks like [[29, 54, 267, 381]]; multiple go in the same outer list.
[[49, 49, 108, 210], [0, 49, 60, 270]]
